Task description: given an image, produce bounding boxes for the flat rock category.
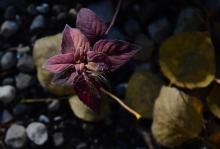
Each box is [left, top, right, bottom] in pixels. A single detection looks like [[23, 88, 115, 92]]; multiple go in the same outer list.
[[0, 85, 16, 104]]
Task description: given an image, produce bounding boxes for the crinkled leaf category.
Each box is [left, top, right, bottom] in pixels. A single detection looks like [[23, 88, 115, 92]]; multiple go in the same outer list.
[[87, 50, 111, 72], [33, 33, 74, 96], [159, 32, 215, 89], [125, 70, 163, 119], [207, 83, 220, 119], [43, 53, 74, 73], [68, 95, 109, 122], [74, 75, 101, 113], [152, 86, 203, 147], [93, 40, 140, 71], [61, 25, 90, 54], [76, 8, 107, 42]]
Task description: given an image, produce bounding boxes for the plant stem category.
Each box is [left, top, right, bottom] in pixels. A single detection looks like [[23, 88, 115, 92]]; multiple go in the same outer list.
[[20, 98, 66, 103], [105, 0, 122, 34], [100, 87, 141, 120]]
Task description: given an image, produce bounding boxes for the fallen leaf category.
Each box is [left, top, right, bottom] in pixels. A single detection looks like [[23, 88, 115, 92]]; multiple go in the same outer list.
[[160, 32, 215, 89], [125, 70, 163, 118], [152, 86, 203, 147], [68, 95, 109, 122], [207, 83, 220, 119]]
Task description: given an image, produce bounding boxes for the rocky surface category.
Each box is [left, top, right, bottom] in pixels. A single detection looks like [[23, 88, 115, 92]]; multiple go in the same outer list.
[[0, 0, 214, 149]]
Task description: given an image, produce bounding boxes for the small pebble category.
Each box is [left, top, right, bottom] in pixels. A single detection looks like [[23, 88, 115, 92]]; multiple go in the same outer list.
[[0, 110, 13, 124], [115, 83, 128, 97], [13, 104, 27, 116], [26, 122, 48, 145], [2, 77, 14, 85], [17, 46, 31, 53], [15, 73, 33, 90], [4, 124, 27, 148], [88, 0, 113, 22], [36, 3, 49, 14], [0, 21, 19, 38], [38, 115, 50, 124], [124, 18, 141, 38], [30, 15, 45, 32], [48, 100, 60, 112], [148, 17, 172, 44], [53, 132, 64, 146], [17, 54, 35, 73], [0, 52, 17, 70], [0, 85, 16, 104], [4, 6, 16, 20]]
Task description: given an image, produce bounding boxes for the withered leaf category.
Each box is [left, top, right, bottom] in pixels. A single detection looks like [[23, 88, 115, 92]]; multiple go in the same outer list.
[[68, 95, 109, 122], [152, 86, 203, 147], [125, 70, 163, 119], [207, 83, 220, 119], [159, 32, 215, 89]]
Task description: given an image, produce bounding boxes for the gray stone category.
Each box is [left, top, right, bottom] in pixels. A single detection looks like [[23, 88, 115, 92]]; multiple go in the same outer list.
[[26, 122, 48, 145], [107, 27, 125, 40], [4, 124, 27, 148], [15, 73, 33, 90], [148, 17, 172, 44], [134, 33, 155, 61], [17, 54, 35, 73], [175, 8, 204, 33], [17, 46, 31, 53], [0, 52, 17, 70], [0, 110, 13, 124], [0, 21, 19, 38], [36, 3, 49, 14], [38, 115, 50, 124], [88, 0, 113, 22], [53, 132, 64, 146], [13, 104, 27, 116], [48, 100, 60, 112], [0, 85, 16, 104], [2, 77, 14, 85], [115, 83, 128, 97], [124, 18, 141, 38], [68, 8, 77, 19], [4, 6, 16, 20], [30, 15, 45, 32]]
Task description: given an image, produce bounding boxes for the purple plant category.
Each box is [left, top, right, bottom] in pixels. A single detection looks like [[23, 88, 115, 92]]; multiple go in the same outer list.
[[43, 8, 140, 113]]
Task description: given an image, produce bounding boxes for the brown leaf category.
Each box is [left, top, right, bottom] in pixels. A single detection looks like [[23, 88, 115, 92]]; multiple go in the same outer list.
[[152, 86, 203, 147], [125, 70, 163, 119], [160, 32, 215, 89]]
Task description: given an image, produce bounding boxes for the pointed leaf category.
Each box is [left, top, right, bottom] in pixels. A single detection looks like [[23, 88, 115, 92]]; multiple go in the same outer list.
[[61, 25, 90, 54], [76, 8, 107, 41], [43, 53, 74, 73], [93, 40, 140, 71], [74, 75, 101, 113]]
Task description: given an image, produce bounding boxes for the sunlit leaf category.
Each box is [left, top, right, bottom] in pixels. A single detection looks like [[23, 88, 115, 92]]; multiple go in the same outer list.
[[207, 83, 220, 119], [68, 95, 109, 122], [159, 32, 215, 89], [152, 86, 203, 147], [125, 70, 163, 118]]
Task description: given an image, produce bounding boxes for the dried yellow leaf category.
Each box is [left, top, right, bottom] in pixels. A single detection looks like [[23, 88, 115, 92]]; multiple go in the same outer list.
[[160, 32, 215, 89], [152, 86, 203, 147], [207, 84, 220, 119], [68, 96, 109, 122], [125, 70, 163, 119]]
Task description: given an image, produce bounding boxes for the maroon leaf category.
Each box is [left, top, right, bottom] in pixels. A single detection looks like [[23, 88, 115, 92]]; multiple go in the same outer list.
[[61, 25, 90, 54], [76, 8, 107, 42], [93, 40, 140, 71], [74, 74, 101, 113], [43, 53, 74, 73], [52, 70, 78, 85], [86, 51, 111, 72]]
